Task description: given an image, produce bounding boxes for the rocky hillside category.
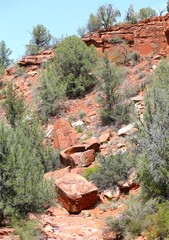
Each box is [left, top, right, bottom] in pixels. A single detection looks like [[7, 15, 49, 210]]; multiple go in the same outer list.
[[0, 17, 164, 240]]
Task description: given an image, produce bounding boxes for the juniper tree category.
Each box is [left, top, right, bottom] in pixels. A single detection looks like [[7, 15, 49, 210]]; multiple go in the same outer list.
[[26, 24, 52, 55], [0, 40, 12, 68], [53, 35, 98, 98], [0, 82, 57, 218]]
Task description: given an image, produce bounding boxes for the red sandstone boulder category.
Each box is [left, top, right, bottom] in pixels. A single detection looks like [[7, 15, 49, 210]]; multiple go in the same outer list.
[[60, 145, 89, 167], [57, 173, 99, 213], [70, 149, 95, 167], [44, 167, 71, 185], [60, 142, 100, 168], [53, 118, 78, 150]]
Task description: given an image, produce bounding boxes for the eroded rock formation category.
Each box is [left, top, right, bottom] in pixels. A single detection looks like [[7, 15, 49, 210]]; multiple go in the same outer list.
[[83, 14, 169, 56]]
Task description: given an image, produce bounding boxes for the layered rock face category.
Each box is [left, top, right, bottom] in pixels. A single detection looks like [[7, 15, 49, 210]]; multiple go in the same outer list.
[[83, 14, 169, 56], [18, 49, 54, 67]]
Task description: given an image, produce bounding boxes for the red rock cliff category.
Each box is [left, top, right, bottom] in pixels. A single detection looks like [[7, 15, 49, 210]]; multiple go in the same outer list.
[[83, 14, 169, 56]]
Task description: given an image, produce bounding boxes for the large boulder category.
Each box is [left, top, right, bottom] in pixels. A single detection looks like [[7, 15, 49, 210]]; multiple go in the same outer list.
[[60, 142, 100, 168], [53, 118, 78, 150], [44, 167, 71, 185], [57, 173, 99, 213]]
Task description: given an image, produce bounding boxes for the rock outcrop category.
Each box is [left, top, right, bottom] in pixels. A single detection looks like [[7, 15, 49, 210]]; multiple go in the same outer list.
[[18, 49, 54, 67], [83, 14, 169, 56]]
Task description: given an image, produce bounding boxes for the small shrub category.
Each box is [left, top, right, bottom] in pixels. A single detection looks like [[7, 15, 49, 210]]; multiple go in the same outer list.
[[13, 67, 27, 78], [12, 218, 42, 240], [147, 202, 169, 240], [76, 125, 84, 133], [137, 61, 169, 199], [83, 165, 100, 179], [125, 84, 140, 98], [78, 110, 86, 119], [109, 36, 126, 44], [138, 72, 146, 80], [99, 203, 108, 212], [107, 196, 156, 239], [129, 51, 141, 66], [85, 153, 135, 192], [0, 65, 5, 80]]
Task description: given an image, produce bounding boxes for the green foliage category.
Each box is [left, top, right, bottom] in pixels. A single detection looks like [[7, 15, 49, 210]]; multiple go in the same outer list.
[[129, 51, 141, 66], [137, 60, 169, 200], [3, 82, 25, 128], [125, 4, 138, 24], [77, 26, 87, 37], [37, 66, 66, 122], [40, 147, 61, 173], [83, 165, 100, 179], [0, 40, 12, 68], [139, 7, 157, 20], [86, 153, 135, 192], [78, 4, 121, 34], [0, 65, 5, 80], [107, 196, 156, 239], [94, 54, 130, 125], [167, 1, 169, 13], [94, 54, 121, 124], [147, 202, 169, 240], [12, 218, 42, 240], [0, 84, 57, 218], [109, 36, 126, 45], [87, 13, 102, 32], [0, 119, 56, 217], [112, 43, 133, 66], [97, 4, 121, 29], [26, 24, 52, 55], [53, 35, 98, 98]]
